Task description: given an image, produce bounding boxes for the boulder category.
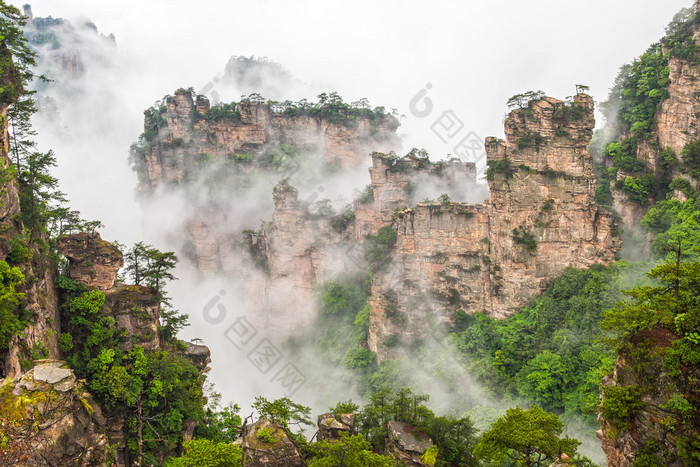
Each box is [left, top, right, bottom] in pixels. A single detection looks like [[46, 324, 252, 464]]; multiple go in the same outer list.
[[386, 420, 434, 466], [317, 412, 355, 441], [0, 360, 107, 466], [57, 232, 123, 291], [242, 417, 304, 466]]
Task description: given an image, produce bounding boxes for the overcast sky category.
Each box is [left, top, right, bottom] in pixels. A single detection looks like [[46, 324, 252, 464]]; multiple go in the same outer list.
[[17, 0, 692, 159]]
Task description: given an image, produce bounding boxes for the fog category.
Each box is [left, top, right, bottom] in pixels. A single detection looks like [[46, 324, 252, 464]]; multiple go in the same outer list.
[[12, 0, 694, 462]]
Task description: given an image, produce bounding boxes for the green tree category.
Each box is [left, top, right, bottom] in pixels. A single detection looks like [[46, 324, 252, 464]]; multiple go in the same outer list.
[[0, 2, 38, 107], [194, 398, 242, 443], [252, 397, 313, 431], [0, 260, 24, 351], [517, 350, 573, 409], [17, 149, 61, 234], [364, 226, 397, 273], [309, 433, 396, 467], [473, 405, 579, 467], [165, 438, 242, 467], [124, 242, 152, 286], [143, 248, 178, 295], [681, 139, 700, 179], [124, 242, 178, 295]]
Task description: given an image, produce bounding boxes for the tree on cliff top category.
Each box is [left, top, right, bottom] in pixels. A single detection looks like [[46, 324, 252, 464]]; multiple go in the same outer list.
[[125, 241, 178, 294], [506, 90, 545, 110]]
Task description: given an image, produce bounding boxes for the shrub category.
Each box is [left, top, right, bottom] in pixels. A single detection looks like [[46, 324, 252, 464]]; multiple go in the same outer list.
[[7, 233, 32, 263], [0, 261, 25, 351], [204, 102, 241, 122], [514, 131, 546, 150], [600, 385, 644, 437], [680, 141, 700, 180], [512, 226, 537, 252], [485, 158, 514, 180], [256, 427, 275, 444]]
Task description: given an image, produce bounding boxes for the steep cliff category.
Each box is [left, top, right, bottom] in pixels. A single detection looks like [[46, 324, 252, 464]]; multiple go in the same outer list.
[[0, 43, 59, 379], [131, 89, 400, 274], [134, 90, 619, 355], [368, 94, 619, 360], [597, 328, 700, 465], [600, 5, 700, 227], [23, 5, 117, 81]]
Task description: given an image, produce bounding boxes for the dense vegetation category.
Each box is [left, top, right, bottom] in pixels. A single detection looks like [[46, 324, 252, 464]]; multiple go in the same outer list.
[[592, 7, 699, 207], [167, 390, 588, 466], [599, 257, 700, 463], [6, 0, 700, 464]]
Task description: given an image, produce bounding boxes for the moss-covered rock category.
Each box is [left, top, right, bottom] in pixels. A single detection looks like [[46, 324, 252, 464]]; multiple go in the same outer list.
[[241, 417, 304, 466], [0, 360, 108, 466]]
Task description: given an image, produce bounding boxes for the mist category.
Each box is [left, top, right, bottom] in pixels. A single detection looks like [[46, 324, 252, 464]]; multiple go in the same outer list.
[[13, 1, 695, 463]]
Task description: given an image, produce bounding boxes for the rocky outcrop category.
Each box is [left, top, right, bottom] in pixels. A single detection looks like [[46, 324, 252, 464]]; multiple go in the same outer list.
[[354, 153, 482, 240], [0, 360, 108, 466], [317, 413, 356, 441], [133, 89, 400, 275], [134, 87, 618, 362], [57, 232, 123, 291], [104, 285, 161, 351], [56, 232, 210, 465], [24, 6, 117, 81], [486, 94, 619, 315], [183, 341, 213, 372], [386, 421, 434, 466], [597, 326, 699, 466], [134, 89, 398, 190], [241, 417, 305, 466], [369, 94, 619, 360], [607, 8, 700, 227], [57, 232, 160, 351], [657, 31, 700, 158]]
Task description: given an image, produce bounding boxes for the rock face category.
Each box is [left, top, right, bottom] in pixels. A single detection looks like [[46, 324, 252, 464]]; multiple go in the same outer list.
[[317, 413, 356, 441], [597, 326, 699, 466], [0, 360, 108, 466], [104, 285, 161, 351], [608, 10, 700, 227], [57, 232, 124, 291], [354, 153, 484, 241], [134, 89, 399, 192], [657, 31, 700, 158], [243, 156, 482, 337], [242, 417, 305, 466], [133, 90, 619, 359], [386, 421, 434, 466], [57, 232, 161, 352], [369, 95, 619, 360], [0, 53, 60, 378], [486, 95, 619, 315], [132, 89, 400, 275]]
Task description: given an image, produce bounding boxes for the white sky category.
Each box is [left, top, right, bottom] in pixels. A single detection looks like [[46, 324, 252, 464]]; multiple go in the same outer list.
[[17, 0, 692, 152]]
